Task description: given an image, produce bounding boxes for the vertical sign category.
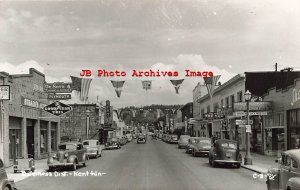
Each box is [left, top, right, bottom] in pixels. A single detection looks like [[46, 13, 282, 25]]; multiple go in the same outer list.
[[0, 85, 10, 100]]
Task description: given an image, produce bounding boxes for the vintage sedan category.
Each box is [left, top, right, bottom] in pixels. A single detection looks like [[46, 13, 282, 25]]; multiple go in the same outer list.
[[169, 135, 179, 144], [267, 149, 300, 190], [178, 135, 191, 149], [137, 135, 146, 144], [185, 137, 199, 154], [47, 142, 87, 171], [192, 137, 211, 157], [0, 158, 17, 190], [105, 138, 121, 150], [208, 139, 242, 168], [82, 139, 102, 158]]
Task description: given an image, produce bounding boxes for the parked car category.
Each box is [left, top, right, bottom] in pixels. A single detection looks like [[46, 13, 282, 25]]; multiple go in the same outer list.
[[126, 134, 133, 142], [178, 135, 191, 149], [137, 135, 146, 144], [47, 142, 87, 171], [192, 137, 211, 157], [267, 149, 300, 190], [208, 139, 242, 168], [82, 139, 102, 158], [120, 137, 127, 145], [169, 135, 179, 144], [185, 137, 199, 154], [0, 158, 17, 190], [105, 138, 121, 150]]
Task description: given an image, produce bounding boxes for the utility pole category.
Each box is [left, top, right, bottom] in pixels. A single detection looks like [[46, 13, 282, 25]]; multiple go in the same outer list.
[[275, 63, 278, 72]]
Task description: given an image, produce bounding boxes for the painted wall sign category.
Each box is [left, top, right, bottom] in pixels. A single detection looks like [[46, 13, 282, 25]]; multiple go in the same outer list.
[[43, 82, 72, 93], [0, 85, 10, 100], [291, 88, 300, 106], [21, 97, 47, 109], [234, 101, 272, 111]]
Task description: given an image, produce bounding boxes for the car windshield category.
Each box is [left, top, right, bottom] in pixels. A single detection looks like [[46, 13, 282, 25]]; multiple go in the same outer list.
[[58, 144, 76, 150], [198, 139, 211, 145], [220, 142, 237, 149], [83, 141, 97, 146]]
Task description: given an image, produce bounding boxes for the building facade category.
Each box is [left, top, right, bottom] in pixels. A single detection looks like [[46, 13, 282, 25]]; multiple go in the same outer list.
[[0, 69, 60, 166], [263, 78, 300, 156]]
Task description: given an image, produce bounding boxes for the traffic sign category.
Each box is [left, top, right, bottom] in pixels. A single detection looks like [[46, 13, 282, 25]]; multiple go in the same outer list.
[[48, 93, 71, 100], [44, 82, 72, 93], [43, 101, 72, 116], [236, 120, 253, 125], [0, 85, 10, 100]]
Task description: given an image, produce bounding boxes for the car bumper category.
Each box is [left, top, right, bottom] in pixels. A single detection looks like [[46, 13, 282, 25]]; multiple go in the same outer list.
[[106, 146, 118, 149], [86, 152, 97, 156], [195, 150, 210, 155], [48, 163, 74, 167]]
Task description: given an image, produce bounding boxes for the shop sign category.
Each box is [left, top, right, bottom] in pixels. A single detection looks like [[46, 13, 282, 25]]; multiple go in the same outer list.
[[203, 112, 225, 119], [234, 102, 272, 111], [233, 111, 272, 116], [43, 82, 72, 93], [47, 93, 71, 100], [245, 125, 252, 133], [291, 88, 300, 106], [21, 97, 47, 109], [43, 101, 72, 116], [0, 85, 10, 100], [236, 119, 253, 125]]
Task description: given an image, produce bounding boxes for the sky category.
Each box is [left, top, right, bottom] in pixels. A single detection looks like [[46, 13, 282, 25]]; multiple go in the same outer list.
[[0, 0, 299, 108]]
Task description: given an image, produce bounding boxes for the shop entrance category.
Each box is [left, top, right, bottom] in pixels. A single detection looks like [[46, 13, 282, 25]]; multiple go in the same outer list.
[[26, 120, 35, 158]]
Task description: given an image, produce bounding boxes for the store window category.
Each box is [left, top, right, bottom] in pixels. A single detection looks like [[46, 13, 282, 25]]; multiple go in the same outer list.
[[40, 123, 48, 154], [288, 109, 300, 149], [9, 129, 22, 159]]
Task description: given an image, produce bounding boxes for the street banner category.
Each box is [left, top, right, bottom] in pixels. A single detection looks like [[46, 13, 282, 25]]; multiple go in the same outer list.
[[142, 80, 152, 90], [204, 75, 221, 99], [70, 76, 93, 102], [110, 80, 125, 98], [170, 79, 184, 94]]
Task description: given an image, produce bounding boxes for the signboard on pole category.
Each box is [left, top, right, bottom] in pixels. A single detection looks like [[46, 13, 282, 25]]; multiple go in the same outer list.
[[47, 93, 72, 100], [236, 120, 253, 125], [44, 82, 72, 93], [245, 125, 252, 133], [0, 85, 10, 100], [43, 101, 72, 116], [234, 111, 272, 116]]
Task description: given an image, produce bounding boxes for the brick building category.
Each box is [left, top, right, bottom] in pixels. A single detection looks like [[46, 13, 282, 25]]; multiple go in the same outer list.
[[0, 68, 60, 166]]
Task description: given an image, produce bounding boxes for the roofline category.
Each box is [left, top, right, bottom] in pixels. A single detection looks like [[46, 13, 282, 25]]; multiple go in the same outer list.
[[198, 73, 245, 103], [10, 68, 45, 78]]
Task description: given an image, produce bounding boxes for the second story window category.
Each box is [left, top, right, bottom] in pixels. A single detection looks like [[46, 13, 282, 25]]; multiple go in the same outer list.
[[225, 97, 229, 108], [231, 95, 235, 109], [237, 91, 243, 102], [207, 106, 210, 113]]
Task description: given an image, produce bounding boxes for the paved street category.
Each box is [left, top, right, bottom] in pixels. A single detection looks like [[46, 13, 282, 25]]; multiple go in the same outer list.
[[16, 139, 266, 190]]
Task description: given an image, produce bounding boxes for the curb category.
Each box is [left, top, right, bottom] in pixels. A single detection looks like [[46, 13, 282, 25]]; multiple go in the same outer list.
[[241, 165, 268, 174]]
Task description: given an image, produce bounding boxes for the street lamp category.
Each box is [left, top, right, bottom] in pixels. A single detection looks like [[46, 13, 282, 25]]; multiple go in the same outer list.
[[86, 109, 91, 140], [244, 90, 252, 165], [184, 116, 188, 135]]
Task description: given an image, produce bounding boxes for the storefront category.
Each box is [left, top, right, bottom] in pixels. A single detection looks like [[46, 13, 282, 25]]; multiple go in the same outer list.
[[287, 109, 300, 149]]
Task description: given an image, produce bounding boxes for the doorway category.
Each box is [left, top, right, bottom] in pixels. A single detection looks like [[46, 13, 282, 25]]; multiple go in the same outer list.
[[26, 120, 35, 158]]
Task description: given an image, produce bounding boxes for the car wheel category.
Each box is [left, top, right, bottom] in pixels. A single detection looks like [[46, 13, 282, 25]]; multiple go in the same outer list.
[[48, 167, 54, 172], [212, 160, 217, 168], [31, 167, 35, 172], [4, 185, 10, 190], [13, 169, 17, 173], [236, 163, 241, 168], [192, 150, 195, 157], [71, 160, 77, 171], [209, 159, 212, 165]]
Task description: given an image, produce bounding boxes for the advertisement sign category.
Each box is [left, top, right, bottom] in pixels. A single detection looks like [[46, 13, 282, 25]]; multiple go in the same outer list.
[[21, 97, 47, 109], [203, 112, 225, 120], [233, 111, 272, 116], [43, 82, 72, 93], [236, 120, 253, 125], [43, 101, 72, 116], [233, 102, 272, 111], [47, 93, 72, 100], [0, 85, 10, 100]]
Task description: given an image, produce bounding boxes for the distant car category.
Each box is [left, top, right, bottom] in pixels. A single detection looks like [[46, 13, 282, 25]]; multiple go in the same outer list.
[[208, 139, 242, 168], [126, 134, 133, 142], [0, 158, 17, 190], [185, 137, 199, 154], [169, 135, 179, 144], [267, 149, 300, 190], [82, 140, 102, 158], [105, 139, 121, 150], [192, 137, 211, 157], [178, 135, 191, 149], [47, 142, 87, 171], [137, 135, 146, 144]]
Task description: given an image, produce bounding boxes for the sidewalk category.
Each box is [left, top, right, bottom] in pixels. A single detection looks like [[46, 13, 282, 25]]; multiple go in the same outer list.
[[6, 158, 48, 183], [240, 151, 278, 174]]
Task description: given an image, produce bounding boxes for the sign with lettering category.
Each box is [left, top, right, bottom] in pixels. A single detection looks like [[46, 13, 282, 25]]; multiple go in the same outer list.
[[47, 93, 71, 100], [236, 119, 253, 125], [233, 111, 272, 116], [43, 82, 72, 93], [203, 112, 225, 120], [0, 85, 10, 100], [21, 97, 47, 109], [43, 101, 72, 116], [234, 102, 272, 111]]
